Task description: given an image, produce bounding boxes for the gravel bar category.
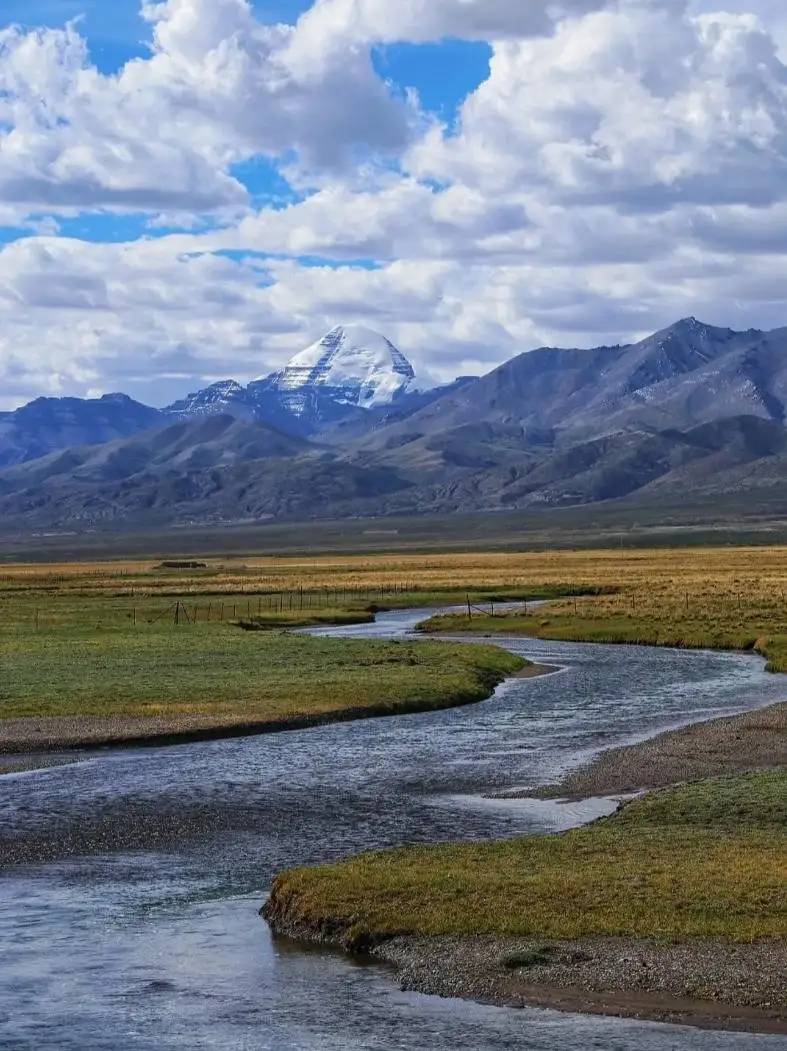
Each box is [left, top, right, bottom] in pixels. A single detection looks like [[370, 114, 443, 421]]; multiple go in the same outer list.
[[374, 934, 787, 1035], [505, 700, 787, 799]]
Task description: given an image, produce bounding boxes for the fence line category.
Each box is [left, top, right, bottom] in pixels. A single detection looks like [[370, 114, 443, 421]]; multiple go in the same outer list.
[[11, 581, 433, 630], [10, 587, 762, 631]]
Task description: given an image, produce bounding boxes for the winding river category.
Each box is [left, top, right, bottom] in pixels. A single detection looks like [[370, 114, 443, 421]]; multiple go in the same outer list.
[[2, 608, 787, 1050]]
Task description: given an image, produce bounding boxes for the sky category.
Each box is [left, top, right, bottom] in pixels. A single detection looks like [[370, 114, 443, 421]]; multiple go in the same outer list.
[[2, 0, 787, 407]]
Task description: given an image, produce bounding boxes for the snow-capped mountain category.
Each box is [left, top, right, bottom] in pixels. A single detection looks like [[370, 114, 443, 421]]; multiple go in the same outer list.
[[266, 325, 416, 416], [6, 316, 787, 530], [163, 326, 419, 435]]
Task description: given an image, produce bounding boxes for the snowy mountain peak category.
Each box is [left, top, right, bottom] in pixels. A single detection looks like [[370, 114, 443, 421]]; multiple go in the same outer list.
[[274, 325, 415, 412]]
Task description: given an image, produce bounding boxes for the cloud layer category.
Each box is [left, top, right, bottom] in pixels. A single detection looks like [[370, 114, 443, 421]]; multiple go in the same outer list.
[[2, 0, 787, 407]]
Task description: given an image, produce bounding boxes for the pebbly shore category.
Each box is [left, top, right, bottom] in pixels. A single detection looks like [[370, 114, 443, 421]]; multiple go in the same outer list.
[[512, 700, 787, 799], [375, 934, 787, 1034]]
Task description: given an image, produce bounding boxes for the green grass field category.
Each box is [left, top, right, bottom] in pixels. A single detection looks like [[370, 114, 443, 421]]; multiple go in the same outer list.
[[265, 771, 787, 949], [0, 566, 582, 744], [0, 620, 524, 724], [4, 545, 787, 749]]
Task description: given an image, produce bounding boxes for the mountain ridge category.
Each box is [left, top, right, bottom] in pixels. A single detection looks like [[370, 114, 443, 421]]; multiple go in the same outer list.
[[3, 317, 787, 530]]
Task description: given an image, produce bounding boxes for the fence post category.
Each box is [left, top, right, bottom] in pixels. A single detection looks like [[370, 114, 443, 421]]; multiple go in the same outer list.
[[467, 594, 472, 622]]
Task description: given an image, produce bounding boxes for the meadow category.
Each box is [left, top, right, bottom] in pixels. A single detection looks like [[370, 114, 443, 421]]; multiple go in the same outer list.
[[0, 552, 540, 752], [383, 546, 787, 673], [4, 545, 787, 749], [3, 544, 787, 607], [0, 627, 524, 725]]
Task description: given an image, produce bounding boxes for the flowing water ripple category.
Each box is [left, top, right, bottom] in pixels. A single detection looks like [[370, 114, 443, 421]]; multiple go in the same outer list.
[[2, 608, 786, 1050]]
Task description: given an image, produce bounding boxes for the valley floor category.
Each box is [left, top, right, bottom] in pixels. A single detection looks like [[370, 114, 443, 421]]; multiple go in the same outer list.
[[3, 546, 787, 1031], [0, 556, 578, 763]]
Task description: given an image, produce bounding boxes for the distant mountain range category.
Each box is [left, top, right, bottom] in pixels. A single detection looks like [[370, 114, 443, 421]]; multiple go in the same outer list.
[[2, 317, 787, 531]]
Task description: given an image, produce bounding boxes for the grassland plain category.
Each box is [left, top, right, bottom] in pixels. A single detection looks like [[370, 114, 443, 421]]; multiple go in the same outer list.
[[0, 553, 590, 758], [0, 623, 524, 753], [5, 546, 787, 1030], [407, 545, 787, 673], [4, 545, 787, 752], [3, 544, 787, 609]]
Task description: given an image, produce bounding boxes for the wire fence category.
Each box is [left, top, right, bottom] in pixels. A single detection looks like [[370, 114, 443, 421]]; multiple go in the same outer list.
[[4, 582, 436, 631], [8, 585, 770, 631]]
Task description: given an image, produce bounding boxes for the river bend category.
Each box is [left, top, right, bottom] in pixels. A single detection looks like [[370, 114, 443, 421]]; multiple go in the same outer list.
[[2, 608, 786, 1050]]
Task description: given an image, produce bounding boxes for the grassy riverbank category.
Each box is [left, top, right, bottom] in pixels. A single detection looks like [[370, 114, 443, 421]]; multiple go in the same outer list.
[[419, 596, 787, 673], [0, 554, 592, 757], [265, 770, 787, 948], [5, 543, 787, 752], [5, 545, 787, 664], [264, 701, 787, 1032], [0, 625, 524, 753]]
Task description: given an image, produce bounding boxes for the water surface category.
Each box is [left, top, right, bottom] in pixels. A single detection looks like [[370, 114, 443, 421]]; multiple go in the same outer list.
[[2, 608, 786, 1050]]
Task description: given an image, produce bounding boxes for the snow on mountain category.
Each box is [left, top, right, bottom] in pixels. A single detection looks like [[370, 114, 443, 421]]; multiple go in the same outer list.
[[165, 380, 256, 420], [270, 325, 416, 414]]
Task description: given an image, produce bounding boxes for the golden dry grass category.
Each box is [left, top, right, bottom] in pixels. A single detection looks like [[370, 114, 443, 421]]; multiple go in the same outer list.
[[3, 545, 787, 595], [5, 545, 787, 664]]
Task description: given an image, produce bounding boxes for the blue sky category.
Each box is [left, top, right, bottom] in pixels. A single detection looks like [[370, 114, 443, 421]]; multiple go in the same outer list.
[[0, 1, 491, 249], [3, 2, 489, 110], [2, 0, 787, 408], [4, 1, 314, 64]]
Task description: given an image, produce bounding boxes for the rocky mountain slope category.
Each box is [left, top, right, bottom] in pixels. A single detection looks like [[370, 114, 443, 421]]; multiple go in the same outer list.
[[364, 319, 787, 462], [2, 318, 787, 530], [0, 415, 406, 527], [0, 394, 163, 469]]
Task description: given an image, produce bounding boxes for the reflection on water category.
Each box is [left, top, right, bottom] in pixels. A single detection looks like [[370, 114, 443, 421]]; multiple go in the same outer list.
[[2, 608, 786, 1050]]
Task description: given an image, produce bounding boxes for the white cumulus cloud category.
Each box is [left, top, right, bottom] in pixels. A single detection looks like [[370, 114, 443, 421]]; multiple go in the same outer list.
[[4, 0, 787, 409], [0, 0, 410, 218]]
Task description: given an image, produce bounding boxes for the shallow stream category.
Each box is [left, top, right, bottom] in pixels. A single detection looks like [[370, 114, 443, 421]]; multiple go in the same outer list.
[[2, 608, 786, 1050]]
